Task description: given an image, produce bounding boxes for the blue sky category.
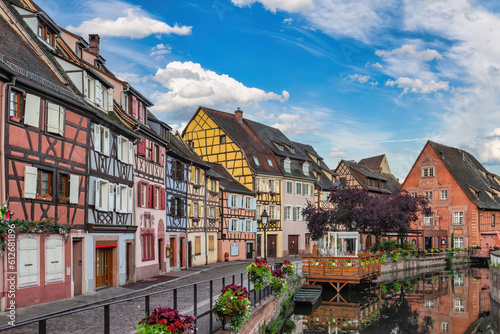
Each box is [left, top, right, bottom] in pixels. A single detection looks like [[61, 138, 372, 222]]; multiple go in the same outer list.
[[39, 0, 500, 179]]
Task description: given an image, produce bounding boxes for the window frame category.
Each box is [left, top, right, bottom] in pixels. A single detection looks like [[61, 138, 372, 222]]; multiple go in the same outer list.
[[9, 89, 22, 120], [286, 181, 293, 194], [440, 190, 448, 200], [453, 211, 464, 225], [422, 167, 435, 178], [141, 232, 155, 261], [36, 169, 53, 199], [220, 135, 226, 144], [424, 215, 433, 226], [253, 156, 260, 167], [267, 158, 274, 168], [296, 182, 302, 195]]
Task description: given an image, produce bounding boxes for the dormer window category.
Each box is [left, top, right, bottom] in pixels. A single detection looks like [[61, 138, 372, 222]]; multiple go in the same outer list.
[[274, 142, 284, 151], [220, 135, 226, 144], [302, 162, 310, 175], [267, 158, 274, 168], [284, 158, 291, 173], [285, 145, 295, 153], [253, 156, 260, 167], [36, 23, 55, 47]]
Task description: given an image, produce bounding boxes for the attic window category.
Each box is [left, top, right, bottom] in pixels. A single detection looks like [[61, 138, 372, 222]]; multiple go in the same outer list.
[[421, 167, 435, 178], [274, 142, 284, 151], [37, 23, 55, 47], [285, 145, 295, 153], [267, 158, 274, 168], [302, 162, 310, 175], [253, 156, 260, 167], [284, 159, 291, 172], [220, 135, 226, 144]]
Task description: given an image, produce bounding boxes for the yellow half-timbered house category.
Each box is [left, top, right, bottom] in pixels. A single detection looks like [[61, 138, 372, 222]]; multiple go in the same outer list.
[[183, 107, 284, 258]]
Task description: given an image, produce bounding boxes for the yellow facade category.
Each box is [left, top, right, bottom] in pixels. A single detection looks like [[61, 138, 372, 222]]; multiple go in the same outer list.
[[184, 108, 284, 257]]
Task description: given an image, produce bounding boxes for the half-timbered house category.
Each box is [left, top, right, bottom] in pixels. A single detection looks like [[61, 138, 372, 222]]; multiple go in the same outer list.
[[209, 163, 257, 261], [245, 120, 316, 256], [0, 1, 95, 307], [183, 107, 283, 258]]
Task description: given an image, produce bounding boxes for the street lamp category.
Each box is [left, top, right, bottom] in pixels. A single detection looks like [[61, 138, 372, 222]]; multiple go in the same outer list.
[[261, 210, 269, 259], [351, 221, 357, 230]]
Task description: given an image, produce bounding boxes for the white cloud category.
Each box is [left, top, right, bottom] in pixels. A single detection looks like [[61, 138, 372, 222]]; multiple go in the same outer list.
[[67, 7, 192, 38], [170, 122, 188, 135], [485, 128, 500, 138], [149, 61, 289, 117], [347, 74, 377, 86], [376, 44, 442, 62], [385, 77, 449, 95], [283, 17, 293, 24], [232, 0, 314, 13], [149, 44, 171, 60], [329, 148, 347, 158], [366, 62, 383, 69], [116, 72, 144, 83]]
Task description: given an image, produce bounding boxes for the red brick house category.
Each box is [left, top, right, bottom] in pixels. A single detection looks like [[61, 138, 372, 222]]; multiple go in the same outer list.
[[402, 141, 500, 254]]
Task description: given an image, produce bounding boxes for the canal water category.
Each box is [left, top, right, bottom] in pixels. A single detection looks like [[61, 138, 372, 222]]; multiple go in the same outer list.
[[291, 267, 496, 333]]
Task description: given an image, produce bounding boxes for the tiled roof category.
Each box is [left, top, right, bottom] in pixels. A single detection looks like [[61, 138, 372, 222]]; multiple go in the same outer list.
[[292, 141, 337, 190], [359, 154, 385, 171], [208, 163, 254, 196], [168, 132, 209, 169], [343, 160, 387, 181], [196, 107, 282, 176], [428, 141, 500, 210]]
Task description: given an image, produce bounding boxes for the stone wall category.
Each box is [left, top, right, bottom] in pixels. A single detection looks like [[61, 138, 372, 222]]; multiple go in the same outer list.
[[216, 276, 305, 334]]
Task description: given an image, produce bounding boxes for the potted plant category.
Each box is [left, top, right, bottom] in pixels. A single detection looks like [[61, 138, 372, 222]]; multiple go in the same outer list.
[[136, 307, 196, 334], [281, 260, 296, 276], [213, 284, 251, 333], [312, 259, 320, 268], [328, 260, 336, 269], [401, 249, 410, 259], [390, 249, 399, 262], [344, 259, 352, 270], [271, 269, 287, 298], [247, 258, 272, 290]]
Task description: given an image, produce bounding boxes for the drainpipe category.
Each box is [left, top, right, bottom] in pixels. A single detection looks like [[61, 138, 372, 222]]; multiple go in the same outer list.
[[204, 170, 209, 266], [1, 76, 16, 312]]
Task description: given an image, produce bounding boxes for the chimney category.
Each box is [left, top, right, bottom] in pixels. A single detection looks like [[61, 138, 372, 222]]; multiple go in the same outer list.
[[234, 107, 243, 121], [89, 34, 100, 55]]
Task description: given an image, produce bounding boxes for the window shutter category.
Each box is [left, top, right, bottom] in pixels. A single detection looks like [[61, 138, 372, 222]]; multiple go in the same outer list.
[[24, 166, 37, 199], [138, 101, 143, 122], [46, 102, 60, 134], [131, 96, 137, 118], [190, 166, 195, 183], [228, 219, 233, 232], [275, 181, 280, 194], [293, 207, 297, 221], [107, 88, 114, 112], [200, 203, 204, 218], [252, 198, 257, 210], [181, 199, 185, 217], [161, 188, 166, 210], [24, 93, 40, 127], [128, 139, 134, 165], [138, 138, 146, 156], [128, 187, 133, 213], [206, 206, 210, 218], [103, 128, 110, 156], [46, 238, 63, 281], [200, 171, 205, 186], [116, 185, 122, 213], [276, 206, 281, 220], [117, 136, 122, 161], [94, 124, 101, 153], [83, 72, 89, 97], [69, 174, 79, 204], [58, 106, 65, 136], [253, 220, 257, 233], [19, 238, 38, 285], [189, 203, 193, 217], [239, 220, 244, 232], [215, 207, 220, 220], [159, 147, 164, 166], [137, 182, 142, 207], [108, 184, 115, 212], [146, 184, 151, 208], [95, 81, 102, 105], [95, 179, 101, 210]]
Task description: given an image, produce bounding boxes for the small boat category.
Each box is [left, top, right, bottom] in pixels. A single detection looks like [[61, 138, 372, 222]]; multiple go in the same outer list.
[[294, 285, 323, 305]]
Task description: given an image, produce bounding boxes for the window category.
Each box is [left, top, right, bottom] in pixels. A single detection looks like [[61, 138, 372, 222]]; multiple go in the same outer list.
[[303, 183, 310, 196], [424, 215, 433, 226], [244, 197, 253, 210], [245, 220, 253, 232], [269, 205, 277, 220], [425, 300, 434, 308], [322, 192, 329, 201], [454, 275, 464, 286], [37, 170, 53, 198], [229, 218, 239, 232], [422, 167, 435, 177], [94, 124, 110, 156], [293, 207, 302, 221], [171, 197, 183, 217], [209, 235, 215, 250], [454, 237, 464, 249], [284, 159, 291, 173], [274, 142, 284, 150], [454, 298, 465, 312], [424, 191, 433, 201], [410, 192, 417, 198], [192, 203, 199, 218], [296, 182, 302, 195], [18, 236, 39, 287], [256, 204, 262, 219], [46, 102, 65, 136], [284, 206, 292, 220], [46, 236, 64, 282], [231, 243, 239, 256], [441, 322, 449, 333], [220, 135, 226, 144], [286, 181, 293, 194], [267, 158, 274, 168], [303, 162, 310, 175], [208, 206, 215, 218], [141, 233, 155, 261], [454, 212, 464, 225], [9, 90, 21, 119], [154, 187, 160, 209], [195, 237, 201, 255], [37, 24, 55, 47], [253, 156, 260, 167], [95, 179, 109, 211], [229, 195, 239, 208], [117, 136, 134, 165], [441, 190, 448, 200], [285, 145, 295, 153], [194, 168, 199, 185], [173, 160, 184, 180], [380, 181, 386, 189], [153, 144, 160, 164], [140, 183, 147, 208], [269, 180, 275, 193], [116, 185, 133, 213]]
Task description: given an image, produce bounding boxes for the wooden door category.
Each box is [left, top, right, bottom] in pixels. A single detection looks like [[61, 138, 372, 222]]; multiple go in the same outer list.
[[267, 235, 277, 258], [73, 239, 83, 295], [169, 237, 176, 267], [246, 243, 253, 259], [96, 248, 113, 288], [158, 239, 165, 272], [288, 235, 299, 255]]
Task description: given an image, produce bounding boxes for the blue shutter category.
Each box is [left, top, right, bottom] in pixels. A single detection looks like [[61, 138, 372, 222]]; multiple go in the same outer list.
[[252, 198, 257, 210], [239, 220, 244, 232], [253, 220, 257, 233]]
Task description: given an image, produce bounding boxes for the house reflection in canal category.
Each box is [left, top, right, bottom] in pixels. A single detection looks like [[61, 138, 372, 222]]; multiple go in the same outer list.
[[294, 268, 491, 333]]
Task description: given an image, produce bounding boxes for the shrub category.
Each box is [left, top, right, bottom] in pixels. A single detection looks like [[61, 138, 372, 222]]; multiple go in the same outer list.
[[381, 240, 400, 251], [137, 307, 196, 334], [247, 259, 272, 290], [401, 249, 410, 259], [213, 284, 251, 332], [270, 276, 287, 298], [281, 260, 297, 277], [377, 250, 386, 264], [494, 245, 499, 250], [390, 249, 399, 262]]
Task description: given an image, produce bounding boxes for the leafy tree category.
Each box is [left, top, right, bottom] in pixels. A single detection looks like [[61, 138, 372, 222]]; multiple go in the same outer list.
[[302, 186, 431, 249]]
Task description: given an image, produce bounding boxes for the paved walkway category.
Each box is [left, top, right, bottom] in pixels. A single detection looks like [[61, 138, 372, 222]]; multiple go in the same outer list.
[[0, 256, 302, 332]]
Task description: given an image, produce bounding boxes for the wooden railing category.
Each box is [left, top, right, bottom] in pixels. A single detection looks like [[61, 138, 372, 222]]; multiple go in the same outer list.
[[302, 254, 381, 283]]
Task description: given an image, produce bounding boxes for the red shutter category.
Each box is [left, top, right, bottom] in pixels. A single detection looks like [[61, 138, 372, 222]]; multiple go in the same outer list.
[[150, 185, 155, 209], [138, 138, 146, 157], [161, 188, 166, 210], [131, 96, 137, 118], [159, 147, 164, 165], [138, 101, 143, 123], [137, 181, 142, 207], [150, 141, 155, 161], [147, 184, 152, 208]]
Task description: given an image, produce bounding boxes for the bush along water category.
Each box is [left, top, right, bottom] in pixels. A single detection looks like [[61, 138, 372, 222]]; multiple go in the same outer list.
[[247, 258, 272, 290], [136, 307, 196, 334], [213, 284, 251, 333]]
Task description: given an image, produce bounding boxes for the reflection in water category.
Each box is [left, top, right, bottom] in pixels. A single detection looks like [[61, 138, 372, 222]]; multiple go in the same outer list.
[[294, 268, 492, 334]]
